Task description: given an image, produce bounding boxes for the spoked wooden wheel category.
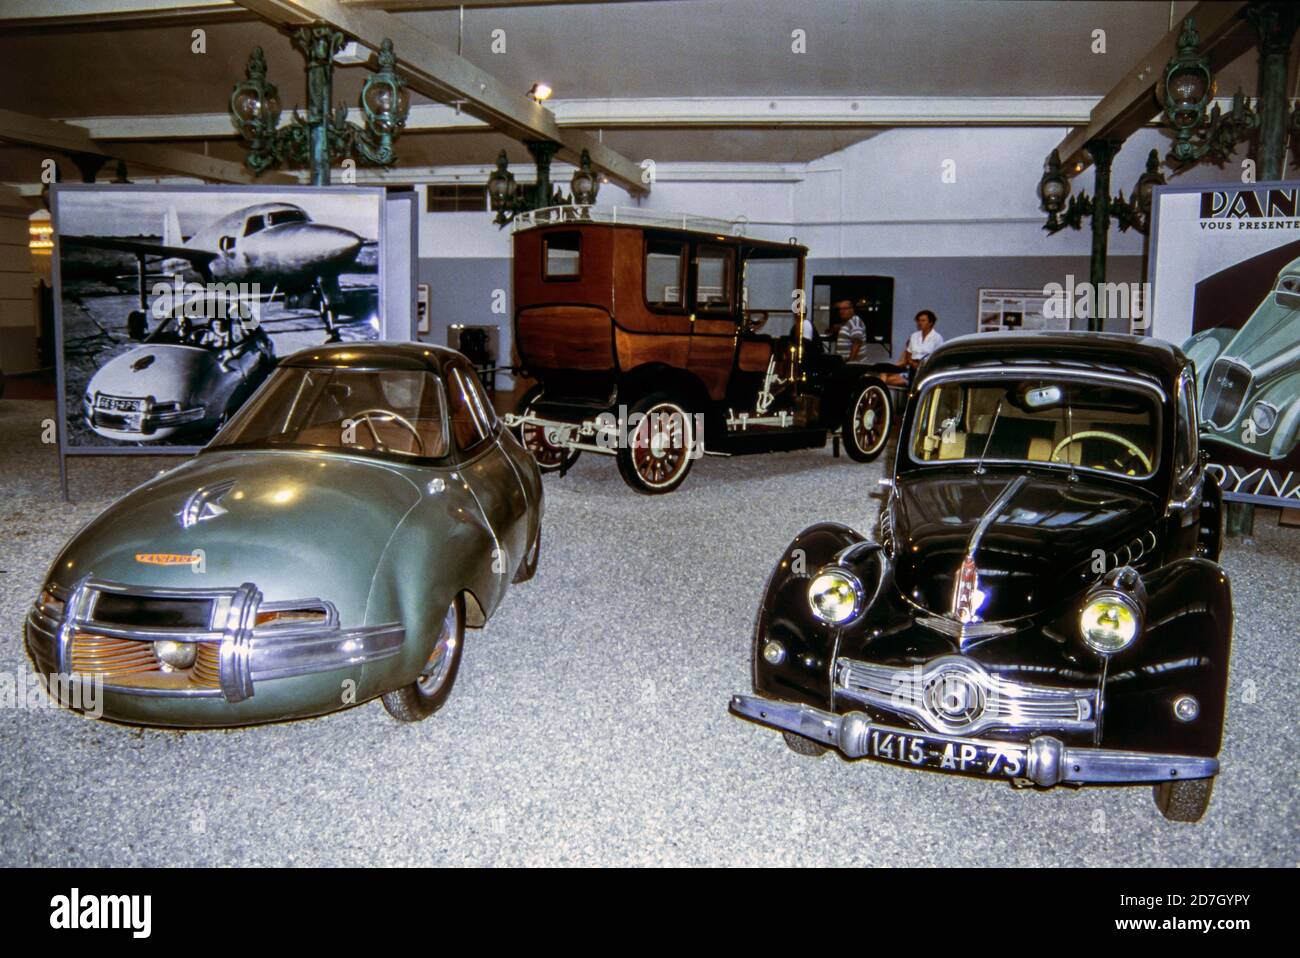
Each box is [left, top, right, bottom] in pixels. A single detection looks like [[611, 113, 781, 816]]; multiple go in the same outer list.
[[842, 379, 891, 462], [616, 393, 696, 494], [514, 385, 579, 474]]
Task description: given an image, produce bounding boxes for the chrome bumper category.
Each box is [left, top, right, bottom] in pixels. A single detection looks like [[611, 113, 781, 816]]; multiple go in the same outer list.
[[84, 397, 205, 435], [729, 693, 1219, 786], [26, 578, 403, 704]]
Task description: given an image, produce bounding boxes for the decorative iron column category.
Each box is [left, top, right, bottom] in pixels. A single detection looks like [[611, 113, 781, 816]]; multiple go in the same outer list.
[[295, 26, 346, 186], [1244, 2, 1300, 180], [1085, 139, 1119, 332]]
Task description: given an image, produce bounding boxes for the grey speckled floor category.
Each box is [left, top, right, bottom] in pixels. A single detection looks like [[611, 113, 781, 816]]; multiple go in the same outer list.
[[1, 397, 1296, 866]]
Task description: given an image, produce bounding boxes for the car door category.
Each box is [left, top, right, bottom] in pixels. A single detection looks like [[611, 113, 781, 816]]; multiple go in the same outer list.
[[731, 246, 803, 419], [446, 361, 529, 603]]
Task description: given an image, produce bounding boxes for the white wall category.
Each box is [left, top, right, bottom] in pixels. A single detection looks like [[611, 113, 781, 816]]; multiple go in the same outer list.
[[416, 126, 1247, 262]]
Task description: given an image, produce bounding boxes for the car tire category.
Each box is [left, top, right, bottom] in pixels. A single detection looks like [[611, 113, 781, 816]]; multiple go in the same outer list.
[[381, 595, 465, 722], [842, 378, 892, 463], [515, 385, 580, 474], [782, 731, 829, 757], [615, 393, 696, 495], [1152, 776, 1214, 823]]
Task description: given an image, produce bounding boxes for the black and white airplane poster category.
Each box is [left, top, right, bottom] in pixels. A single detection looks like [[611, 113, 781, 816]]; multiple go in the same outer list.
[[52, 184, 390, 453]]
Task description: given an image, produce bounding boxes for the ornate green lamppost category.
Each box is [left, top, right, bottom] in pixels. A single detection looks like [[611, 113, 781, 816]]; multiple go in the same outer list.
[[487, 143, 599, 228], [1157, 16, 1258, 170], [1037, 143, 1164, 331], [230, 25, 410, 185]]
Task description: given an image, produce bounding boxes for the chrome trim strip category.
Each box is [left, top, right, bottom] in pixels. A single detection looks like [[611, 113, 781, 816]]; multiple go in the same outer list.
[[730, 694, 1218, 785], [249, 623, 404, 681], [915, 365, 1167, 402]]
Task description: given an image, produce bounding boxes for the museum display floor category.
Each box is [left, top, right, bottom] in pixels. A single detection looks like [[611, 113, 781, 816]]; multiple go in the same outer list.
[[1, 398, 1295, 866]]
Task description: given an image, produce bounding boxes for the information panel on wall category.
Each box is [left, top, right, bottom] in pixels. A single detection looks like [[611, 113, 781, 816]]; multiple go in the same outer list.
[[1148, 181, 1300, 508]]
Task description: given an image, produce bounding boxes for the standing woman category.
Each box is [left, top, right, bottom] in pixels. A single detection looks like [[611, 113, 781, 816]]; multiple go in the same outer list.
[[883, 309, 943, 386]]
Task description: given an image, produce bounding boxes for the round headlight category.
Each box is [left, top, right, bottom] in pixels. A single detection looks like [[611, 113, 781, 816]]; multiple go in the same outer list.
[[1080, 594, 1140, 654], [153, 639, 198, 672], [808, 569, 863, 624], [1250, 402, 1277, 435]]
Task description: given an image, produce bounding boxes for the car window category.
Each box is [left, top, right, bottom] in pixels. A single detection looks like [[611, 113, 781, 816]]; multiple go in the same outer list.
[[910, 377, 1160, 478], [446, 366, 495, 452], [210, 366, 449, 459], [694, 245, 734, 311], [645, 239, 686, 309], [544, 232, 581, 279], [743, 254, 800, 335]]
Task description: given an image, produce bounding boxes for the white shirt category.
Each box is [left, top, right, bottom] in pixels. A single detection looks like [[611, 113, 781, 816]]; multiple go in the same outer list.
[[908, 328, 944, 362]]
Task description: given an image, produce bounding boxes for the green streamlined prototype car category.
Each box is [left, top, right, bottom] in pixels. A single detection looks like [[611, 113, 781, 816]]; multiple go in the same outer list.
[[26, 343, 543, 727]]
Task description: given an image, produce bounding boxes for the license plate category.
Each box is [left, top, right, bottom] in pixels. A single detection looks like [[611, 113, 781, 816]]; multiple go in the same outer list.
[[96, 395, 144, 413], [862, 727, 1029, 779]]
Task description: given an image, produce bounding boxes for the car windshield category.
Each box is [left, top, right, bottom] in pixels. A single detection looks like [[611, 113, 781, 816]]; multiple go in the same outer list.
[[209, 365, 449, 459], [910, 376, 1160, 478]]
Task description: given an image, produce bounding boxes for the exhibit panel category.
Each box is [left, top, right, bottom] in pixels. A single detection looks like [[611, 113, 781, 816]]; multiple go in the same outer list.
[[1149, 182, 1300, 507], [0, 0, 1295, 888]]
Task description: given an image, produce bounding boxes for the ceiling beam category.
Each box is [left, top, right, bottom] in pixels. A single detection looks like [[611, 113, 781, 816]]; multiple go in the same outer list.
[[235, 0, 648, 194], [1050, 0, 1254, 177], [0, 1, 655, 31], [66, 95, 1283, 141], [0, 107, 290, 184]]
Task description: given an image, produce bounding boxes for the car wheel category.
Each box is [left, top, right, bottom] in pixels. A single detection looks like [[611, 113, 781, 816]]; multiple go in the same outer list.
[[381, 595, 465, 722], [516, 385, 580, 474], [615, 393, 696, 495], [842, 378, 892, 462], [782, 731, 829, 757], [1153, 777, 1214, 823]]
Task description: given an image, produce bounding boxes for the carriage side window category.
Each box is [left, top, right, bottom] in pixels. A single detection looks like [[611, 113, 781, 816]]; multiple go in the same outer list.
[[543, 232, 581, 279], [645, 240, 686, 309], [694, 245, 734, 311]]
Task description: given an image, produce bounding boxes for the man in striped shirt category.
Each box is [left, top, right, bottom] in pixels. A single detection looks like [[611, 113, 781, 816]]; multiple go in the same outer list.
[[832, 299, 867, 361]]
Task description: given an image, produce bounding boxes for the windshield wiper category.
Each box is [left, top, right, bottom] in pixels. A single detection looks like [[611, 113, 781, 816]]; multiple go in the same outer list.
[[975, 398, 1003, 476]]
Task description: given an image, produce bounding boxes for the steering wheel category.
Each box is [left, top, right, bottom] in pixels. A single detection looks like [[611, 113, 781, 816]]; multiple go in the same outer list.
[[193, 322, 224, 348], [350, 408, 425, 455], [742, 310, 769, 333], [1051, 430, 1150, 474]]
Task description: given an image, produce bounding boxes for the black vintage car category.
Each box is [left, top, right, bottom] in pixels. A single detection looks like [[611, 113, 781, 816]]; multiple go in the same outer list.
[[730, 332, 1232, 822]]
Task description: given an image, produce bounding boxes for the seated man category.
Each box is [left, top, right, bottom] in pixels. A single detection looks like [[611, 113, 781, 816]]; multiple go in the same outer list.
[[883, 309, 944, 386]]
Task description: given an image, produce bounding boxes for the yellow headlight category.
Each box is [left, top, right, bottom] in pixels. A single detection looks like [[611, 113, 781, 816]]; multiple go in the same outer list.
[[1080, 595, 1140, 653], [808, 569, 863, 624]]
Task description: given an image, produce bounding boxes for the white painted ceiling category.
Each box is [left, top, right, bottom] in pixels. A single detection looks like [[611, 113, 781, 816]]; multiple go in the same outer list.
[[0, 0, 1281, 180]]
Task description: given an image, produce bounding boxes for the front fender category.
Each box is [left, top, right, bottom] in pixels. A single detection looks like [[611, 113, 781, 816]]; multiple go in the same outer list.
[[359, 484, 499, 698], [752, 522, 871, 708], [1100, 557, 1233, 756]]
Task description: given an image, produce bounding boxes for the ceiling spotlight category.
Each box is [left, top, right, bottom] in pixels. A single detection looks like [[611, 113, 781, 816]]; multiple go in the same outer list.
[[528, 82, 553, 103]]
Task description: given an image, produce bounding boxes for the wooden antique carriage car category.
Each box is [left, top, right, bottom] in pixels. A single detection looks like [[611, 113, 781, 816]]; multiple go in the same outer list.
[[504, 208, 900, 493]]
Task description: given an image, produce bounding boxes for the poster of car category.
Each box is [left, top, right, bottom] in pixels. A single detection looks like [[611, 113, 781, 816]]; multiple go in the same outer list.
[[1148, 180, 1300, 507], [52, 184, 391, 454]]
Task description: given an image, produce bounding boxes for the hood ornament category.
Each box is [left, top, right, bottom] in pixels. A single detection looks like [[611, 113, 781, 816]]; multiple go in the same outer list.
[[179, 479, 236, 528], [952, 557, 986, 624]]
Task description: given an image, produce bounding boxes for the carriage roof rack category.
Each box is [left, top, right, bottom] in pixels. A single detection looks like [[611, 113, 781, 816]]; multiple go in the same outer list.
[[511, 205, 801, 246]]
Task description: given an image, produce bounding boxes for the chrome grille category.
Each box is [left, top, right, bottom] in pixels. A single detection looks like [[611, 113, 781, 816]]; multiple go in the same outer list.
[[835, 655, 1096, 736], [69, 632, 222, 690], [1201, 357, 1251, 429]]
